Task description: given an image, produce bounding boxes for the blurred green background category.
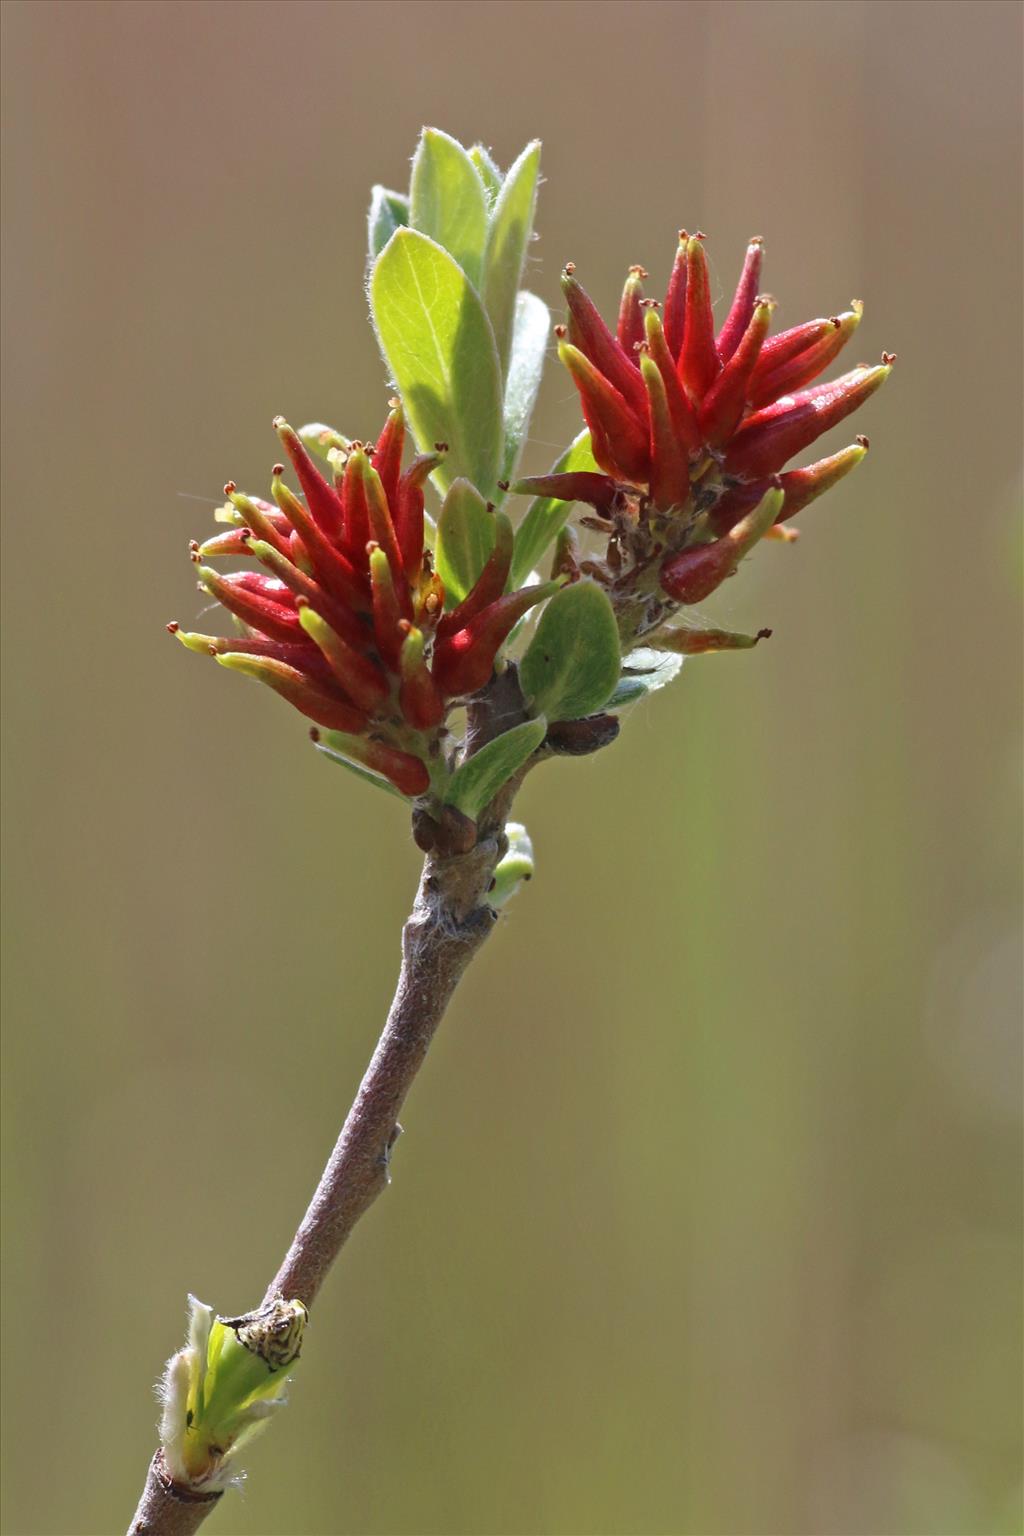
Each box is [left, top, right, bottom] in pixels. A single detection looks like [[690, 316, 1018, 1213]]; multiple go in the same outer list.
[[2, 3, 1021, 1533]]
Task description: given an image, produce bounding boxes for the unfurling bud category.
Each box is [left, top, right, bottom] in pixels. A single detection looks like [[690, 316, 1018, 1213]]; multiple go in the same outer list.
[[158, 1295, 307, 1493], [489, 822, 535, 908]]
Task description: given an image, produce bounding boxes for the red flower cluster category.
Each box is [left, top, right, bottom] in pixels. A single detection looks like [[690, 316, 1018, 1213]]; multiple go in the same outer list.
[[528, 233, 892, 611], [170, 404, 548, 796]]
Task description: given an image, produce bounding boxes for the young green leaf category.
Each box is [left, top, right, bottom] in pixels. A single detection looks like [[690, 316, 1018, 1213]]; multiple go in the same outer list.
[[489, 821, 534, 908], [371, 228, 503, 498], [367, 186, 409, 263], [445, 716, 547, 819], [469, 144, 503, 207], [500, 290, 549, 491], [436, 479, 496, 606], [519, 580, 620, 721], [510, 430, 599, 587], [481, 140, 541, 374], [409, 128, 489, 290]]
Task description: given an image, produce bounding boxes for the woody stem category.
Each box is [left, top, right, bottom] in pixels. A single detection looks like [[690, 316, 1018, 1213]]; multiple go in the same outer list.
[[127, 677, 528, 1536]]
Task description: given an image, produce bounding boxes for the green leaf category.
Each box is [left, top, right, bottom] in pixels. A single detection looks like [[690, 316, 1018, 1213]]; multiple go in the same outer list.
[[445, 717, 547, 819], [409, 128, 489, 290], [510, 430, 599, 587], [481, 140, 541, 374], [469, 144, 503, 207], [367, 186, 409, 262], [500, 291, 549, 491], [607, 647, 685, 708], [371, 228, 503, 498], [436, 479, 496, 606], [519, 580, 621, 721]]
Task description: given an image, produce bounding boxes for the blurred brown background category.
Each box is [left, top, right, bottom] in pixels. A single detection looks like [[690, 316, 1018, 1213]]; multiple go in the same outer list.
[[2, 3, 1021, 1533]]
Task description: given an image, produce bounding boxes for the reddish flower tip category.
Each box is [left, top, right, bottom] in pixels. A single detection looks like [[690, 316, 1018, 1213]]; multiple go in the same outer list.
[[166, 621, 179, 634]]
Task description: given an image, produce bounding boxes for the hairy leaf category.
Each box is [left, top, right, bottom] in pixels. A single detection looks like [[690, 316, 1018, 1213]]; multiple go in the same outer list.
[[519, 580, 620, 721], [367, 186, 409, 263], [409, 128, 489, 290], [371, 228, 503, 498], [482, 140, 541, 374], [469, 144, 503, 207], [500, 291, 549, 492], [445, 717, 547, 818], [436, 479, 496, 606]]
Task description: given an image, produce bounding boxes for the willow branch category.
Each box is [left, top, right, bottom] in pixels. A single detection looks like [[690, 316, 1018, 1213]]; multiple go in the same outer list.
[[127, 667, 618, 1536], [128, 684, 523, 1535], [264, 834, 502, 1308]]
